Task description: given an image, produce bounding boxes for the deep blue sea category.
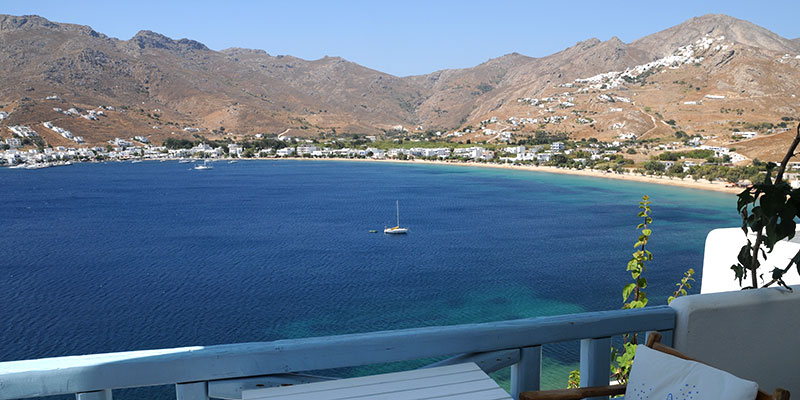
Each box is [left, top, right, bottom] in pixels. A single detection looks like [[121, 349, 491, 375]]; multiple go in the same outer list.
[[0, 160, 739, 397]]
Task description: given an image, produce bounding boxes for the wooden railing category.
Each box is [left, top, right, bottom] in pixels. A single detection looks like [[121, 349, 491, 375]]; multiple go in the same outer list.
[[0, 306, 675, 400]]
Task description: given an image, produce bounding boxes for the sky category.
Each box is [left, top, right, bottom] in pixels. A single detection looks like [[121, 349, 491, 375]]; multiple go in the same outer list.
[[4, 0, 800, 77]]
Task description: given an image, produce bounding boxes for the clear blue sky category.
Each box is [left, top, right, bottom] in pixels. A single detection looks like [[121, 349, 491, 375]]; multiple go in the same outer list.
[[5, 1, 800, 77]]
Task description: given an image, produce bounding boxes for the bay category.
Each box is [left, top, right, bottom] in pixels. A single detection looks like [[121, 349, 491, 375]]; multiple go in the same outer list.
[[0, 160, 738, 396]]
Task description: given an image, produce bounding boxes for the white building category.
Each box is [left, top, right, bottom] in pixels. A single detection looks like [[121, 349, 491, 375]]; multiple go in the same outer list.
[[732, 132, 757, 139], [551, 142, 565, 152], [228, 144, 243, 157], [111, 138, 133, 148], [276, 147, 295, 157], [9, 126, 38, 138], [296, 145, 318, 155], [503, 146, 526, 155]]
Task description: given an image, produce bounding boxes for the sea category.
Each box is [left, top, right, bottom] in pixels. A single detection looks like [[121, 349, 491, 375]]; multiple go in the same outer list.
[[0, 160, 740, 398]]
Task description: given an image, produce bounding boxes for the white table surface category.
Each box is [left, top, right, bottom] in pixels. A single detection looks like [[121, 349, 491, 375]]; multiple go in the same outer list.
[[241, 362, 513, 400]]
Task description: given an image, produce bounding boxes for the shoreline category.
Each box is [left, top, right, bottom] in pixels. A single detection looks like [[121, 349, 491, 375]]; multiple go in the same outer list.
[[276, 157, 741, 194], [5, 156, 741, 194]]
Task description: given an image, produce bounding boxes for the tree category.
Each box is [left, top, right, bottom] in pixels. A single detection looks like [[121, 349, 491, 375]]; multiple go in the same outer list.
[[732, 123, 800, 289], [643, 161, 664, 173], [667, 162, 684, 177]]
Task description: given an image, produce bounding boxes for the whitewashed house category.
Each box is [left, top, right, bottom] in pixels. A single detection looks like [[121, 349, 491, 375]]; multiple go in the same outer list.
[[276, 147, 295, 157]]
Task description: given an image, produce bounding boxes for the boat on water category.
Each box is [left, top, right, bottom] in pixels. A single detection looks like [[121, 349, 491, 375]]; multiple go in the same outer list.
[[384, 200, 408, 234], [228, 160, 238, 164], [131, 160, 142, 164], [193, 160, 213, 170], [25, 163, 52, 170], [178, 159, 192, 164]]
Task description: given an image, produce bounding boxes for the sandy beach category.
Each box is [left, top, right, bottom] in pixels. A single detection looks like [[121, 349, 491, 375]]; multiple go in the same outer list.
[[276, 157, 742, 194]]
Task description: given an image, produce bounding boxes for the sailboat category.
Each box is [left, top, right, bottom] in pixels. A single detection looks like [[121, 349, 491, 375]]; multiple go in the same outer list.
[[193, 160, 213, 170], [384, 200, 408, 234]]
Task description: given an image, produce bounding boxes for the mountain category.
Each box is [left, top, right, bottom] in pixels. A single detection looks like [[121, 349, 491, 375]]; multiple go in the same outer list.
[[0, 13, 424, 147], [1, 13, 799, 161], [631, 14, 800, 57]]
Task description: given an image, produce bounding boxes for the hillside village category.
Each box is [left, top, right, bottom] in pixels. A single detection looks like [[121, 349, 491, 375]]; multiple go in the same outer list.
[[2, 14, 800, 181]]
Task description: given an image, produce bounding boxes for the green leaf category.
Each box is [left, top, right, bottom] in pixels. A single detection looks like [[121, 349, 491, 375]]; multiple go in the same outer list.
[[622, 283, 636, 301], [642, 229, 652, 236], [637, 277, 647, 289]]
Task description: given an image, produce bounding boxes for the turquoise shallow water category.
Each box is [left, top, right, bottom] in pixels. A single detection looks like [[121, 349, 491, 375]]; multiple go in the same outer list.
[[0, 160, 739, 397]]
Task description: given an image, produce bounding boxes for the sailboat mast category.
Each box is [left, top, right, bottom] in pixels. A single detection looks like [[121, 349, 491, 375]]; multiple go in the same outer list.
[[396, 200, 400, 226]]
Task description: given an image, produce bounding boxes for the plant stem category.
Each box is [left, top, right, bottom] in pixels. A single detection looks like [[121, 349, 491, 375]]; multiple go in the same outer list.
[[750, 233, 763, 289], [773, 123, 800, 184]]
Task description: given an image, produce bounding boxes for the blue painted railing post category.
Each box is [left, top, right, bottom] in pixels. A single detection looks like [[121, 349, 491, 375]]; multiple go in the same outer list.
[[510, 346, 542, 400], [580, 337, 612, 400], [176, 382, 209, 400], [656, 329, 674, 347], [75, 389, 111, 400]]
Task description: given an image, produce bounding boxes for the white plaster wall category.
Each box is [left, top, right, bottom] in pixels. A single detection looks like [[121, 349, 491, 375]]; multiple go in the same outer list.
[[670, 286, 800, 394], [701, 228, 800, 294]]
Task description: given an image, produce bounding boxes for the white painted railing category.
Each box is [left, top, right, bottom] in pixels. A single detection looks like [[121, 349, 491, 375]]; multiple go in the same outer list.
[[0, 306, 675, 400]]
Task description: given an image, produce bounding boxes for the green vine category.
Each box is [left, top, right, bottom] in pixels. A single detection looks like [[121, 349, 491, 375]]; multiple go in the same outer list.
[[567, 195, 694, 388], [623, 195, 652, 311], [668, 269, 695, 304]]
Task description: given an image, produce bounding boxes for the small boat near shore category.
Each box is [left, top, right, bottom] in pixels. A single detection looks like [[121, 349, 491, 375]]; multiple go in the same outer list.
[[25, 162, 52, 169], [194, 160, 213, 170]]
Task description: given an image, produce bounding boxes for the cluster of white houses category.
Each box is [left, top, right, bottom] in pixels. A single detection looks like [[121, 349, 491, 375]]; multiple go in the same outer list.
[[43, 122, 84, 144], [1, 130, 753, 169], [270, 145, 495, 161]]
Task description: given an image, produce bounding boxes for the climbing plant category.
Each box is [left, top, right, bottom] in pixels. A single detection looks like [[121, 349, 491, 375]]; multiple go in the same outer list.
[[622, 195, 653, 311], [568, 196, 694, 387], [611, 195, 655, 384]]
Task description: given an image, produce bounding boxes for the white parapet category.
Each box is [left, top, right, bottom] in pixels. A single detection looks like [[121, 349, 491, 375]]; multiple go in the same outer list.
[[701, 227, 800, 294], [670, 285, 800, 394]]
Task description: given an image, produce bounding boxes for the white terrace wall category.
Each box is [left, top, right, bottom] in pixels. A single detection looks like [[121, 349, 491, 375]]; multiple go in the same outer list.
[[701, 227, 800, 294], [669, 285, 800, 394]]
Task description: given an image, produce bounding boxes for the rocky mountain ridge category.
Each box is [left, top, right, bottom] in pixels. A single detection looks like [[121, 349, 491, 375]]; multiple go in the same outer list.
[[1, 13, 798, 161]]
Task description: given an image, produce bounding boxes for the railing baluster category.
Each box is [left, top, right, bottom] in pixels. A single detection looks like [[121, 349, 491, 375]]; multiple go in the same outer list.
[[176, 381, 209, 400], [0, 307, 676, 400], [75, 389, 111, 400], [510, 345, 541, 400], [657, 329, 674, 346], [580, 337, 611, 400]]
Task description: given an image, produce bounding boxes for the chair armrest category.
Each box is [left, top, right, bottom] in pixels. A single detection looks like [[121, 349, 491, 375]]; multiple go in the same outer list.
[[519, 384, 627, 400], [757, 388, 790, 400]]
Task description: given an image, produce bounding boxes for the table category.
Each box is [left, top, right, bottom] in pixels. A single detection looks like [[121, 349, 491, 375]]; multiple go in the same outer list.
[[241, 362, 513, 400]]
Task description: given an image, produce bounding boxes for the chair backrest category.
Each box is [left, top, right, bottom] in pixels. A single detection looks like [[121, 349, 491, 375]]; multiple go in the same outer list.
[[645, 332, 789, 400]]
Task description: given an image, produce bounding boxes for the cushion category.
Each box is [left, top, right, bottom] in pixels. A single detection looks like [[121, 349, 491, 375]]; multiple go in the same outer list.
[[624, 344, 759, 400]]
